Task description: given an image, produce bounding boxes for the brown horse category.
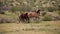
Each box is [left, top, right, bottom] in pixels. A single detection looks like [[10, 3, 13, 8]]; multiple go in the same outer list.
[[19, 13, 29, 23], [28, 9, 40, 18], [19, 9, 40, 23]]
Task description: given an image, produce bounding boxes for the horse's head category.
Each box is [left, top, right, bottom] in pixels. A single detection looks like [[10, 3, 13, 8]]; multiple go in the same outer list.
[[36, 9, 40, 14], [24, 13, 28, 16]]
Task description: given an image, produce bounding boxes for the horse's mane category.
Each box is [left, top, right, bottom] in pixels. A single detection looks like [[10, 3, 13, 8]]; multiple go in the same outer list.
[[36, 9, 40, 13]]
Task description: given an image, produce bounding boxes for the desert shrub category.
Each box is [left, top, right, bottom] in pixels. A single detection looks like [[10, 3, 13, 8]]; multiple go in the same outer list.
[[11, 7, 18, 12], [0, 12, 18, 23], [0, 2, 5, 14], [0, 12, 5, 14], [0, 2, 4, 7], [47, 7, 55, 12], [41, 11, 47, 16], [57, 11, 60, 15], [5, 11, 16, 16], [0, 16, 18, 23], [11, 5, 31, 12], [42, 15, 52, 21], [0, 18, 18, 23]]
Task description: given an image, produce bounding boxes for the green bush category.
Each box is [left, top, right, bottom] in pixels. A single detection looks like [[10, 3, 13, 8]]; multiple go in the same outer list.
[[41, 12, 47, 16], [42, 15, 52, 21]]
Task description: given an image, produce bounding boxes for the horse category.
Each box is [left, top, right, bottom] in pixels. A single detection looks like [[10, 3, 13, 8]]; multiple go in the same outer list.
[[19, 9, 40, 23], [19, 13, 29, 23], [28, 9, 40, 20]]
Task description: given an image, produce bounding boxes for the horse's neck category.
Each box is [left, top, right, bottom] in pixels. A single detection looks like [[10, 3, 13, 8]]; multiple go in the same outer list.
[[36, 11, 40, 14], [36, 11, 39, 13]]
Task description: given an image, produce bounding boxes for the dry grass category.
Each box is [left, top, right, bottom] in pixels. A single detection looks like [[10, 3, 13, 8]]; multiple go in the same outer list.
[[0, 14, 19, 23], [0, 21, 60, 34]]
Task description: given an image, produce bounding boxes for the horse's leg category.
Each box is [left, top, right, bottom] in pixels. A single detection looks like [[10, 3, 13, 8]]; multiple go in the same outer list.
[[37, 17, 40, 20], [34, 16, 40, 23], [19, 16, 24, 23], [28, 17, 30, 23], [25, 17, 30, 23], [19, 18, 22, 23], [19, 19, 20, 23], [19, 17, 21, 23], [37, 17, 40, 22]]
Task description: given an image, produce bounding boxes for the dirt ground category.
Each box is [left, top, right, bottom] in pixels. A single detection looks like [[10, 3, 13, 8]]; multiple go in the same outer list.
[[0, 21, 60, 34]]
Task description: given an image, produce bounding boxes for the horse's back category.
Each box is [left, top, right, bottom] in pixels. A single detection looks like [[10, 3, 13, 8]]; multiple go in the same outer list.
[[28, 12, 39, 17]]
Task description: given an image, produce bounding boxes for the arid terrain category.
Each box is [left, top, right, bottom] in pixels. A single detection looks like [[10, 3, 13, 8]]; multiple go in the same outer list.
[[0, 0, 60, 34], [0, 21, 60, 34]]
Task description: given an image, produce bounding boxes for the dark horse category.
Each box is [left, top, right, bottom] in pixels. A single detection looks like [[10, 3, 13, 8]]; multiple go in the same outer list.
[[19, 9, 40, 23], [19, 13, 29, 23]]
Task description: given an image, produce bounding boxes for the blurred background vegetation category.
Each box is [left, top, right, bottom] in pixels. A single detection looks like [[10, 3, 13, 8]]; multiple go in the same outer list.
[[0, 0, 60, 23]]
